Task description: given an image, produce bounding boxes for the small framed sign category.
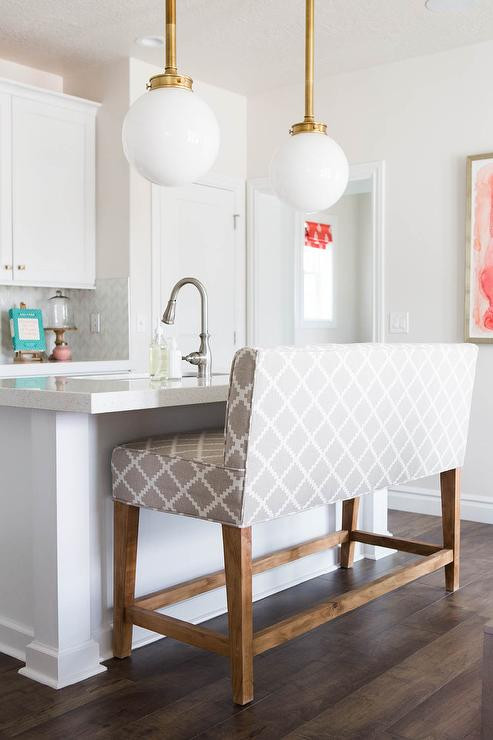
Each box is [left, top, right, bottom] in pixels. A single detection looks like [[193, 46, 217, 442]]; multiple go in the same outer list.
[[9, 307, 46, 353]]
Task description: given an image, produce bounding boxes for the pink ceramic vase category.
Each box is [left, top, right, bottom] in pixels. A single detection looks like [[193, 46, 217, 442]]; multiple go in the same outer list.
[[52, 344, 72, 362]]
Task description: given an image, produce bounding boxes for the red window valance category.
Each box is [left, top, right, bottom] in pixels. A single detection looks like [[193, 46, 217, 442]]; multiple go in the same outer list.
[[304, 221, 333, 249]]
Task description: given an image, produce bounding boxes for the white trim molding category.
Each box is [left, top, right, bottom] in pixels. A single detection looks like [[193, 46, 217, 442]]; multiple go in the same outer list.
[[348, 160, 386, 343], [389, 484, 493, 525], [0, 615, 33, 662]]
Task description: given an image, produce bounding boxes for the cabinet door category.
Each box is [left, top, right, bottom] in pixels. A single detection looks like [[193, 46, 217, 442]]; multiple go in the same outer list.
[[0, 92, 12, 284], [12, 96, 95, 287]]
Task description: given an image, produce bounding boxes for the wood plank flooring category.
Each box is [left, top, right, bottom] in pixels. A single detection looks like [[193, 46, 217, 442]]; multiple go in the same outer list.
[[1, 510, 491, 739]]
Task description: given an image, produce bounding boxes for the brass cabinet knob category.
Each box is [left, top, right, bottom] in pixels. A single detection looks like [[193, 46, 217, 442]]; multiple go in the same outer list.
[[3, 264, 12, 270], [17, 265, 26, 270]]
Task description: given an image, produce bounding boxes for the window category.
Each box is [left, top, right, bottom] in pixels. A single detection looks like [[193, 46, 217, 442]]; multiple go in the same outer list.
[[301, 220, 335, 325]]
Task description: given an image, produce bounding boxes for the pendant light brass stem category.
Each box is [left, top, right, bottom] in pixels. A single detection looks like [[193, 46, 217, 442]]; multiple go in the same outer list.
[[165, 0, 177, 74], [291, 0, 327, 136], [148, 0, 193, 91], [305, 0, 314, 123]]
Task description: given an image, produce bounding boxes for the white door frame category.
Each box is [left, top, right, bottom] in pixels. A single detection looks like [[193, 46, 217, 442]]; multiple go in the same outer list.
[[151, 173, 247, 349], [349, 160, 386, 343], [247, 160, 386, 345]]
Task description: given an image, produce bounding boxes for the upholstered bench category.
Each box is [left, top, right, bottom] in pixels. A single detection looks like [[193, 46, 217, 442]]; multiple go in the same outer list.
[[111, 343, 477, 705]]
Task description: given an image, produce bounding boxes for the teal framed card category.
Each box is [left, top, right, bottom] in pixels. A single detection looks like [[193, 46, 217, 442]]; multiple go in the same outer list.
[[9, 308, 46, 352]]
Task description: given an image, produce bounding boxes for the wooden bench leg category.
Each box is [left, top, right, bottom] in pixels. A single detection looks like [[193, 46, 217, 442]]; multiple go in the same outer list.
[[222, 525, 253, 705], [440, 468, 461, 592], [113, 501, 140, 658], [340, 497, 360, 568]]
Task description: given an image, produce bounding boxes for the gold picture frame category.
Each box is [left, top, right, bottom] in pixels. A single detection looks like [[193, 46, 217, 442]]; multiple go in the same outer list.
[[465, 152, 493, 343]]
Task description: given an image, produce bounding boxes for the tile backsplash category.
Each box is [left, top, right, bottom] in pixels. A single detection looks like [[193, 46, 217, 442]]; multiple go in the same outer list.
[[0, 278, 129, 363]]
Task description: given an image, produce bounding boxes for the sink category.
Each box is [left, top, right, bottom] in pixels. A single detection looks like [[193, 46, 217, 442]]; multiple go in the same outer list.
[[69, 372, 148, 380], [69, 372, 229, 381], [182, 372, 228, 378]]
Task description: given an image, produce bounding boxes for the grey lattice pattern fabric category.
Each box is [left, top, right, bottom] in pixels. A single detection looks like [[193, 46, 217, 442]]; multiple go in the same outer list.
[[121, 429, 225, 464], [242, 343, 477, 524], [112, 343, 477, 528], [112, 428, 243, 525], [224, 347, 256, 469]]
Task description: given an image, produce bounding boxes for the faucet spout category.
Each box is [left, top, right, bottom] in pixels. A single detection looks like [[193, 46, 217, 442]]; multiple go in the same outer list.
[[161, 277, 211, 380], [162, 299, 176, 324]]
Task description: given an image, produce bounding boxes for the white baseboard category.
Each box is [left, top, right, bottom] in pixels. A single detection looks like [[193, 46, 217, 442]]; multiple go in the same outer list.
[[389, 485, 493, 524], [0, 615, 33, 661], [19, 638, 107, 689]]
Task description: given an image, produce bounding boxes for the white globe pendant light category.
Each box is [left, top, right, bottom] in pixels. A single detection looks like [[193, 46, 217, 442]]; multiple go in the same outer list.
[[122, 0, 220, 187], [270, 0, 348, 213]]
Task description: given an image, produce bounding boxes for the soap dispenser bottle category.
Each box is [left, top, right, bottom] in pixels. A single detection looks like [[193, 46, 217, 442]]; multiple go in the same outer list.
[[149, 325, 168, 379], [167, 337, 182, 379]]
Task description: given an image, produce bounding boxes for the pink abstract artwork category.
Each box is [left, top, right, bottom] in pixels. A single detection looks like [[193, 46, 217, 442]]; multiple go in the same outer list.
[[466, 154, 493, 342]]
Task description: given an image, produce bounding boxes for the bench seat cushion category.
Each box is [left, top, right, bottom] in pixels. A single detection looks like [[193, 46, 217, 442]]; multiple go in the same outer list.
[[112, 429, 244, 525]]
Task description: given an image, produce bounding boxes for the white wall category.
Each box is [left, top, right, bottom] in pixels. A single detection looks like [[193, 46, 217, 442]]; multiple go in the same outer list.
[[248, 186, 295, 346], [247, 40, 493, 502], [0, 58, 62, 91], [65, 61, 131, 281]]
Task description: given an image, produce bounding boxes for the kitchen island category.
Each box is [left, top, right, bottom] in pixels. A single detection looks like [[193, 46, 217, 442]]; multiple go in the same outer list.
[[0, 373, 389, 689]]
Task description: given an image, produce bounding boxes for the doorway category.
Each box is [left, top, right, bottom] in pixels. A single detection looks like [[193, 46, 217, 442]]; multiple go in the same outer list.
[[247, 161, 385, 347]]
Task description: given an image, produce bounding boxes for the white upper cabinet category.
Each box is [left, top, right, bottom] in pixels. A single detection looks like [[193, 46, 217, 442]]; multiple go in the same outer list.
[[0, 80, 98, 288]]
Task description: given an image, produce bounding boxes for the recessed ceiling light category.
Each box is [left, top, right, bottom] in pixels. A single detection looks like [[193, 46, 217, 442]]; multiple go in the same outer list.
[[135, 36, 164, 48], [425, 0, 479, 11]]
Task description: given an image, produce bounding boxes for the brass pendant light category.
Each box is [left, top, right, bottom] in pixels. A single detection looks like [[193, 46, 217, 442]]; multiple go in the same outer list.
[[270, 0, 349, 213], [122, 0, 220, 187]]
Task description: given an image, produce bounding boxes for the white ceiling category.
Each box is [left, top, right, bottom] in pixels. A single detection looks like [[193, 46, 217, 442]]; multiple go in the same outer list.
[[1, 0, 493, 94]]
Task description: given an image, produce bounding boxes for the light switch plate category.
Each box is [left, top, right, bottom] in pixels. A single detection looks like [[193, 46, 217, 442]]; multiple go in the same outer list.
[[136, 314, 146, 333], [389, 311, 409, 334], [90, 312, 101, 334]]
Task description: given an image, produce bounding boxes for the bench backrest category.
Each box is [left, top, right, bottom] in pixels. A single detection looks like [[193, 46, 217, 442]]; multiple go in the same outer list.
[[225, 343, 477, 526]]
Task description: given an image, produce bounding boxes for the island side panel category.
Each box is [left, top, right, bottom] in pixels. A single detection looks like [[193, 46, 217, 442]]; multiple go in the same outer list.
[[0, 407, 34, 658], [20, 409, 107, 688]]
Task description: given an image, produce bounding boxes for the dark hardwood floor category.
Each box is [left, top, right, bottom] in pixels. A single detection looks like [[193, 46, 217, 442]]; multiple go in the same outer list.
[[1, 510, 491, 739]]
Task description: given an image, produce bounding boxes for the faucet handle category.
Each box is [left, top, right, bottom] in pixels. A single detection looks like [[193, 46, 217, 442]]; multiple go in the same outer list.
[[183, 351, 202, 366]]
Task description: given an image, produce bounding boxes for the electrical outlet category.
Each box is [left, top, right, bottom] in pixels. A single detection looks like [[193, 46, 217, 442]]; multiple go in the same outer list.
[[90, 312, 101, 333], [389, 312, 409, 334]]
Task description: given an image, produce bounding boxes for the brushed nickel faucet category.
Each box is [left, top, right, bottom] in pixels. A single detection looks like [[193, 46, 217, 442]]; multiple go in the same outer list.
[[162, 277, 212, 380]]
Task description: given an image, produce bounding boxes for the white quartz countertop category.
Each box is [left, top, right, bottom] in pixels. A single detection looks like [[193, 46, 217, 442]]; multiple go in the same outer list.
[[0, 359, 131, 378], [0, 373, 230, 414]]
